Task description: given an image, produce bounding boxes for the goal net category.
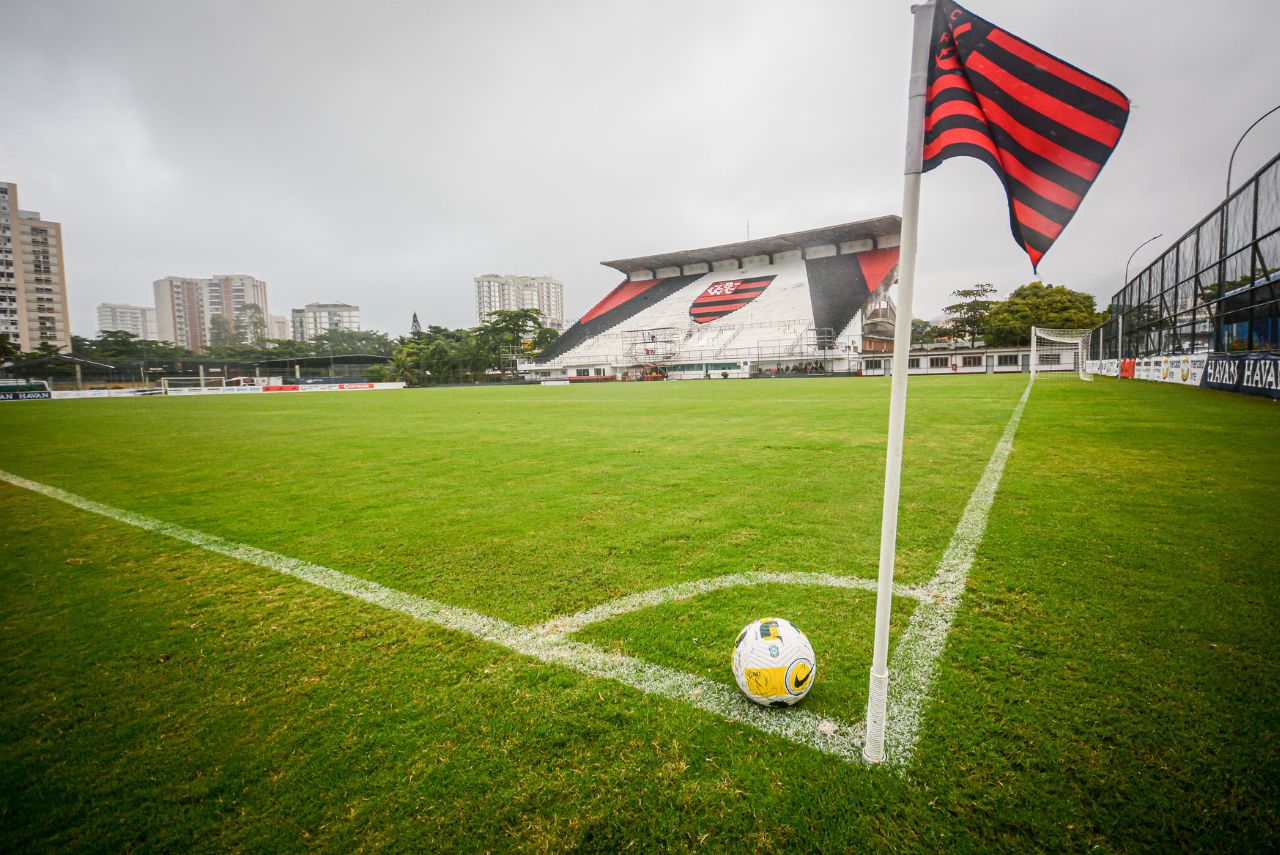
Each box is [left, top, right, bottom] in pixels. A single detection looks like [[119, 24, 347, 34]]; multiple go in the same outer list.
[[160, 376, 226, 393], [1030, 327, 1092, 381]]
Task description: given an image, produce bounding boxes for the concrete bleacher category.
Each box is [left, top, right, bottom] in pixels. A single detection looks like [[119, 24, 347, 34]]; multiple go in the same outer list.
[[530, 219, 902, 375], [540, 259, 820, 366]]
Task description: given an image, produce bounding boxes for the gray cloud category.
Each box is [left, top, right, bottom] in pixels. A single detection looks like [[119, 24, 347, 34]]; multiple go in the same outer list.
[[2, 0, 1277, 336]]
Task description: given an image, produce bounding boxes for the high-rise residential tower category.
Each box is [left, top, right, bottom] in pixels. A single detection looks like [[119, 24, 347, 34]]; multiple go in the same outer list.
[[0, 182, 72, 352], [153, 274, 269, 352], [290, 301, 360, 341], [474, 275, 565, 330], [97, 303, 159, 340]]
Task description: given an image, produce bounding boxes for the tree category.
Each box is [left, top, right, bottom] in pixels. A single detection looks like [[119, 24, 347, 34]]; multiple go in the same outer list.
[[530, 326, 560, 356], [209, 314, 236, 347], [943, 283, 998, 345], [91, 330, 143, 359], [410, 313, 423, 339], [0, 333, 21, 362], [911, 319, 938, 346], [984, 281, 1108, 346], [235, 303, 267, 345], [310, 328, 395, 356]]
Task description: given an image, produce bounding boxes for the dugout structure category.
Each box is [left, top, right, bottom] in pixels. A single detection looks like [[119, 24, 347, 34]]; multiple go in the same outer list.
[[1091, 151, 1280, 361]]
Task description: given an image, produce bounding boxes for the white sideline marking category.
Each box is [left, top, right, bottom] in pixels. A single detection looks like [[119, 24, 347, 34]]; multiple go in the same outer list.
[[0, 469, 866, 762], [0, 379, 1031, 768], [534, 571, 935, 639], [881, 377, 1034, 765]]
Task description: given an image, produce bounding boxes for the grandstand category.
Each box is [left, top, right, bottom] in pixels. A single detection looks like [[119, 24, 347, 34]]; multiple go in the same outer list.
[[524, 218, 901, 380]]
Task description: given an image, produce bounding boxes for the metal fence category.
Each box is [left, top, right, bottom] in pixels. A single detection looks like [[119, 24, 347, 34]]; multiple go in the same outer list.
[[1091, 151, 1280, 359]]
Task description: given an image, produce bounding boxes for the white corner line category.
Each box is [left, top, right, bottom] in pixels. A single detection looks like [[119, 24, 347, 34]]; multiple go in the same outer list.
[[883, 377, 1035, 766], [0, 469, 867, 763], [0, 377, 1031, 770]]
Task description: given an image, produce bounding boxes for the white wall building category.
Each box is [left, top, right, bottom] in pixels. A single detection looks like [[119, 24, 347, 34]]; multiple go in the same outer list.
[[269, 314, 290, 340], [290, 301, 360, 341], [97, 303, 158, 340], [474, 274, 564, 330]]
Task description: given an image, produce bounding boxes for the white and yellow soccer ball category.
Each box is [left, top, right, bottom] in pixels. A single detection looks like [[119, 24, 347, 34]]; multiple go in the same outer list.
[[731, 617, 816, 707]]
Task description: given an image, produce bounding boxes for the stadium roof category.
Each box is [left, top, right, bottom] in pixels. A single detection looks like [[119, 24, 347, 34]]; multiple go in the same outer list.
[[600, 215, 901, 275]]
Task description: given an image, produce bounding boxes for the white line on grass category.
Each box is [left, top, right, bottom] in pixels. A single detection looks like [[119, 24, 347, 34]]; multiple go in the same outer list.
[[533, 571, 935, 639], [0, 469, 866, 762], [0, 377, 1032, 768], [881, 377, 1034, 766]]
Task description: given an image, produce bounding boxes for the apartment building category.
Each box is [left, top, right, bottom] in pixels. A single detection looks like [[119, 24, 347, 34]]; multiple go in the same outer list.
[[97, 303, 159, 340], [154, 274, 269, 352], [0, 181, 72, 352], [474, 275, 564, 330], [290, 301, 360, 341]]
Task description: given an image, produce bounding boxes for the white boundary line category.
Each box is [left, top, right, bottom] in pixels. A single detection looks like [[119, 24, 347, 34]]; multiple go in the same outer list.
[[0, 469, 866, 762], [882, 377, 1034, 765], [0, 378, 1031, 768]]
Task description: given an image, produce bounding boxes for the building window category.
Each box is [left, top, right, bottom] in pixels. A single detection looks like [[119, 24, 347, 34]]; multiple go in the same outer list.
[[1038, 353, 1062, 365], [575, 368, 590, 377], [929, 356, 949, 368], [962, 355, 982, 367], [997, 354, 1019, 366], [908, 358, 920, 368]]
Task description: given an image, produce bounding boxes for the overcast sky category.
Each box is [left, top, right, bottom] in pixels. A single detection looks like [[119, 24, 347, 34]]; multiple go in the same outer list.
[[2, 0, 1278, 337]]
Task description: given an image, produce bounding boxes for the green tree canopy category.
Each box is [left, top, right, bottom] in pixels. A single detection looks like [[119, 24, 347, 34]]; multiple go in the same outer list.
[[310, 328, 395, 356], [943, 284, 998, 345], [209, 314, 236, 348], [234, 303, 267, 344], [911, 319, 938, 346], [984, 281, 1107, 346]]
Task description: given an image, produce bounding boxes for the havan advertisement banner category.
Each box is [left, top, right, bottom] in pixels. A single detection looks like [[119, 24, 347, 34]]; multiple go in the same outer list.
[[1200, 352, 1280, 399]]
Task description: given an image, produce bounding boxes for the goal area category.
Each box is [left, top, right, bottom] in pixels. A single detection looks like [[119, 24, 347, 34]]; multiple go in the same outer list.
[[1030, 327, 1092, 381], [160, 376, 226, 393]]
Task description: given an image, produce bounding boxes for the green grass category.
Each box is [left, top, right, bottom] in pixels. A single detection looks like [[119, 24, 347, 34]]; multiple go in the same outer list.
[[0, 376, 1276, 851]]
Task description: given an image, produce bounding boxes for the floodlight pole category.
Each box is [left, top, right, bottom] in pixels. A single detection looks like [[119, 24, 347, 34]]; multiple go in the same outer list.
[[1226, 104, 1280, 198], [864, 0, 934, 765], [1121, 234, 1162, 361]]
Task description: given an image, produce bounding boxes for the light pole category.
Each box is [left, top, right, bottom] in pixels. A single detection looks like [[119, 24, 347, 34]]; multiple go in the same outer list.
[[1120, 233, 1163, 360], [1226, 103, 1280, 198]]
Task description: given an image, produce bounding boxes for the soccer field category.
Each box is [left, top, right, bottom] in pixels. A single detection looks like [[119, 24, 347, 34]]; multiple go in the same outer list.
[[1, 376, 1276, 851]]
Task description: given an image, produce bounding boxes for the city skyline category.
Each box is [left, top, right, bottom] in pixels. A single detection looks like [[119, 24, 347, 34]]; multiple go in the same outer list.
[[1, 1, 1277, 339]]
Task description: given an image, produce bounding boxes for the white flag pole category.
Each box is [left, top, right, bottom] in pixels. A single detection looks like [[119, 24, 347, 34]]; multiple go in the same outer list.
[[863, 0, 935, 765]]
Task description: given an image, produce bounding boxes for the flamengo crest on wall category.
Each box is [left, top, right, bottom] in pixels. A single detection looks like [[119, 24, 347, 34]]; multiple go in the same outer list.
[[689, 276, 775, 324]]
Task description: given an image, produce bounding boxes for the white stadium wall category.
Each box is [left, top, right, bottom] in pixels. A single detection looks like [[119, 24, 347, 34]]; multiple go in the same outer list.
[[531, 221, 902, 380]]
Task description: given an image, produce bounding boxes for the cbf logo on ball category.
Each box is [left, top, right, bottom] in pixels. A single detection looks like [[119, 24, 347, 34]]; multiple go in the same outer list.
[[689, 275, 774, 324], [731, 617, 816, 707]]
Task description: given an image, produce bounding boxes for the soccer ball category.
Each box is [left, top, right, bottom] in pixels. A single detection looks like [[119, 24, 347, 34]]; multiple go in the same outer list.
[[731, 617, 816, 707]]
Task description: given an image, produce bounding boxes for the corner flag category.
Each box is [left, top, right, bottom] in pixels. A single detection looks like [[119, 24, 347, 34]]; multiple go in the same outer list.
[[924, 0, 1130, 270], [863, 1, 1127, 763]]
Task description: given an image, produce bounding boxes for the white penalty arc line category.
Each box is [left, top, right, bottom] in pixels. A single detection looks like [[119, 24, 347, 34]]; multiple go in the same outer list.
[[0, 378, 1032, 768]]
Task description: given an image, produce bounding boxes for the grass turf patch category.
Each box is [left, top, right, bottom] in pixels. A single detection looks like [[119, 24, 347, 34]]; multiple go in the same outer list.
[[1, 375, 1277, 850], [572, 583, 912, 722]]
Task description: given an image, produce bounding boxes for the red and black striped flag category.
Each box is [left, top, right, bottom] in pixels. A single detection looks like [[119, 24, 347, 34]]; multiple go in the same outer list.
[[923, 0, 1129, 269]]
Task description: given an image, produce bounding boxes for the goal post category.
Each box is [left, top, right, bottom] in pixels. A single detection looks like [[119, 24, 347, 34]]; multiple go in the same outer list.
[[1030, 327, 1092, 381], [160, 376, 226, 394]]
